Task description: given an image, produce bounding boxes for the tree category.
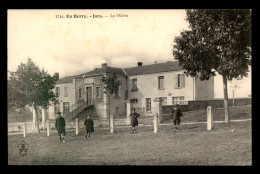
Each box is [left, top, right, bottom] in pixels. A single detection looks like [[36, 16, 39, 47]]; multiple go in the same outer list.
[[173, 9, 251, 123], [8, 71, 27, 111], [8, 58, 57, 133], [230, 77, 243, 108], [100, 73, 121, 130]]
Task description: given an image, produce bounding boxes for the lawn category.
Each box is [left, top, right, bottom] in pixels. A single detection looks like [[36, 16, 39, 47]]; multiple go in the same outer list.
[[8, 120, 251, 166]]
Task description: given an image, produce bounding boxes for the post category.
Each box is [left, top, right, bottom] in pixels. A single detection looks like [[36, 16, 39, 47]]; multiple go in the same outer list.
[[42, 108, 46, 130], [75, 118, 79, 135], [207, 106, 213, 130], [153, 97, 164, 123], [126, 102, 131, 125], [154, 114, 158, 133], [47, 120, 50, 136], [23, 122, 27, 137], [33, 108, 36, 127], [110, 115, 114, 133]]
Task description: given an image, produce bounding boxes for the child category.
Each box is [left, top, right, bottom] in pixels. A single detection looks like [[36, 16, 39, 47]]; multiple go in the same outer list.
[[171, 104, 182, 132], [129, 108, 140, 134], [84, 115, 94, 139], [55, 112, 66, 142]]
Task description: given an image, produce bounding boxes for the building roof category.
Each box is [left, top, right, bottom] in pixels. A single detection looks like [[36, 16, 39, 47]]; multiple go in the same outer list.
[[123, 61, 183, 76], [56, 61, 183, 84], [56, 76, 73, 84], [73, 66, 126, 79]]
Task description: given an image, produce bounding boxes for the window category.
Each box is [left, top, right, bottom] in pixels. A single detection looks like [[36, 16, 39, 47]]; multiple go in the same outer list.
[[177, 74, 181, 88], [55, 87, 60, 97], [158, 76, 164, 89], [161, 97, 167, 106], [64, 86, 68, 97], [132, 78, 138, 91], [130, 99, 138, 103], [63, 102, 70, 115], [96, 87, 101, 98], [172, 96, 185, 105], [54, 100, 60, 115], [146, 98, 151, 112], [78, 88, 82, 99], [176, 74, 185, 88]]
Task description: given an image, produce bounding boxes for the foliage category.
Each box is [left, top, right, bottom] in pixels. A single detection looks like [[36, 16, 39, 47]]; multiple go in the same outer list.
[[8, 58, 57, 110], [100, 74, 121, 96], [8, 72, 27, 111], [173, 9, 251, 81]]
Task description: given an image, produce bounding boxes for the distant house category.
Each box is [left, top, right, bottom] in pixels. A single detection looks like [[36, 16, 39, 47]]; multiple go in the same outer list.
[[48, 61, 214, 119]]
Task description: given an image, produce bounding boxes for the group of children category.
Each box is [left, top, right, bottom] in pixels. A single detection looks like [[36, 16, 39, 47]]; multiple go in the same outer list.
[[55, 104, 182, 142], [55, 112, 94, 142]]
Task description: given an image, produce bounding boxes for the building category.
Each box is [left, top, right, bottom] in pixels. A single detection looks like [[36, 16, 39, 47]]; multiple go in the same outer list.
[[48, 61, 214, 120]]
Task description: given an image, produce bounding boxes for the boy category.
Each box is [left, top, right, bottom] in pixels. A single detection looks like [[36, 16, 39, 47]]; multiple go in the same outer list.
[[84, 115, 94, 139], [129, 108, 140, 134], [172, 104, 182, 132], [55, 112, 66, 142]]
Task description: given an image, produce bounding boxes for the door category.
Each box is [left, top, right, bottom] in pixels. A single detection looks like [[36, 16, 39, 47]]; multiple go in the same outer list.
[[86, 86, 92, 105]]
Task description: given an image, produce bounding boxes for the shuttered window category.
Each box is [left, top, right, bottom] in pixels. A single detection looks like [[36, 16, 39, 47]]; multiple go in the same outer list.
[[175, 74, 185, 88]]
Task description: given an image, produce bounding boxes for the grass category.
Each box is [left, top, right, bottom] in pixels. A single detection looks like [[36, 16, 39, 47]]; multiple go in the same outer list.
[[8, 120, 251, 166]]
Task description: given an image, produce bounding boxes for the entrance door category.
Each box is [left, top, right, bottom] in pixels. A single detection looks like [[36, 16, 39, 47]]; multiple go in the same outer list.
[[86, 86, 92, 105]]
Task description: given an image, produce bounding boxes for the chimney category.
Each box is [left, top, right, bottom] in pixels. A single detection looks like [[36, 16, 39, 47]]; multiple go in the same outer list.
[[137, 62, 142, 66], [102, 63, 107, 68], [53, 73, 59, 80]]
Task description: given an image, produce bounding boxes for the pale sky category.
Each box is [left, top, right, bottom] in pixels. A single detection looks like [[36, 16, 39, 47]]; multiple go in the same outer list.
[[7, 9, 251, 98]]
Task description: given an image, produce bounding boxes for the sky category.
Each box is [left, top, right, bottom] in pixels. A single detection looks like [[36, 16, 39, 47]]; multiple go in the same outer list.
[[7, 9, 251, 98]]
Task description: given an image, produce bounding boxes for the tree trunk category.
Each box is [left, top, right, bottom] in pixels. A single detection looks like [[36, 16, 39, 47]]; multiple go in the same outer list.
[[233, 89, 235, 108], [222, 76, 230, 123], [34, 105, 40, 133]]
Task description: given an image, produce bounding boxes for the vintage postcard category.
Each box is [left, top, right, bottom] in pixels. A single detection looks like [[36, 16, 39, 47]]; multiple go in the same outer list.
[[8, 9, 251, 165]]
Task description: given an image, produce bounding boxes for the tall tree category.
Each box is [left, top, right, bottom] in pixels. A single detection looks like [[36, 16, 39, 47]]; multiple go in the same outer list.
[[8, 58, 57, 133], [8, 71, 27, 111], [230, 77, 243, 108], [173, 9, 251, 123], [100, 73, 121, 130]]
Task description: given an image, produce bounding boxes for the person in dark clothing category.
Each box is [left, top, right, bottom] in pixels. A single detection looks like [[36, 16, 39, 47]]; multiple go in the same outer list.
[[55, 112, 66, 142], [84, 115, 94, 139], [129, 108, 140, 134], [172, 104, 182, 132]]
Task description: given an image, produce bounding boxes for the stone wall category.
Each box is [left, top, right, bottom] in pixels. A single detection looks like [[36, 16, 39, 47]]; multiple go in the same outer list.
[[162, 98, 251, 115]]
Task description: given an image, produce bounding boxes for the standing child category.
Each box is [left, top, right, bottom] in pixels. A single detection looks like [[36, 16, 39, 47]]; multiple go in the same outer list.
[[84, 115, 94, 139], [172, 104, 182, 132], [129, 108, 140, 134], [55, 112, 66, 142]]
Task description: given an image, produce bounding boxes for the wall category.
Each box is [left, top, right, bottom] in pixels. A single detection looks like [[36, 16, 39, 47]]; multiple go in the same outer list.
[[162, 98, 251, 115], [48, 82, 75, 119], [74, 74, 127, 119], [195, 76, 214, 100], [127, 70, 194, 116]]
